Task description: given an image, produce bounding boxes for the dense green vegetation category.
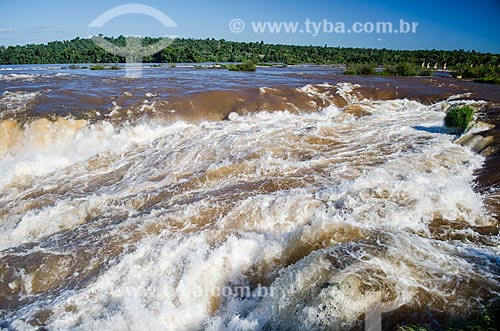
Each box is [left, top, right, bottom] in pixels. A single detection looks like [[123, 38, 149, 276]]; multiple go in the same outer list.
[[1, 36, 498, 79], [453, 63, 500, 78], [227, 59, 257, 72], [344, 63, 376, 75], [396, 301, 499, 331], [89, 64, 121, 70], [67, 64, 87, 69], [344, 62, 432, 76], [444, 105, 475, 133], [385, 63, 432, 76], [473, 77, 500, 84], [1, 36, 499, 68], [452, 63, 500, 83]]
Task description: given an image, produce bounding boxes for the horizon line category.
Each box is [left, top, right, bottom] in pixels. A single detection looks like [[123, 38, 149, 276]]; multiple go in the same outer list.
[[1, 35, 499, 55]]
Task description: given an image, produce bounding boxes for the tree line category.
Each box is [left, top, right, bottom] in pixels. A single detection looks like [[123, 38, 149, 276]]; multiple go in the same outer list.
[[0, 36, 499, 67]]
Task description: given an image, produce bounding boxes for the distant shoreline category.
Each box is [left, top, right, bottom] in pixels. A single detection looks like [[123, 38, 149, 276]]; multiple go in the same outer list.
[[1, 36, 499, 66]]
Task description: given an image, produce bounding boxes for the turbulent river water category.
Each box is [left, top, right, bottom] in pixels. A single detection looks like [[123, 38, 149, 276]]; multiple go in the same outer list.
[[0, 64, 499, 330]]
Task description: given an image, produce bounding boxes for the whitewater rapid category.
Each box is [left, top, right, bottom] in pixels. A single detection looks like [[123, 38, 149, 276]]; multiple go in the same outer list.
[[0, 83, 498, 330]]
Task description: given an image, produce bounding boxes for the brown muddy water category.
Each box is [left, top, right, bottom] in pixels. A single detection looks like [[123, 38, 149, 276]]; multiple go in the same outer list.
[[0, 64, 499, 330]]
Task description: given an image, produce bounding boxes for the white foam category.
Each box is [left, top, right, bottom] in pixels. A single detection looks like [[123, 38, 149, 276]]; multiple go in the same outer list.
[[1, 96, 496, 329], [296, 84, 332, 103], [335, 82, 361, 104], [0, 120, 192, 191], [44, 232, 283, 331], [0, 195, 102, 250], [0, 73, 69, 81], [106, 101, 122, 117], [447, 93, 472, 100], [0, 90, 42, 116], [0, 73, 37, 81]]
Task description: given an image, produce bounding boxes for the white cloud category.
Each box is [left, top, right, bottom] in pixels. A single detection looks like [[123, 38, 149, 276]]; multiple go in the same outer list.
[[31, 26, 69, 34], [0, 28, 15, 33]]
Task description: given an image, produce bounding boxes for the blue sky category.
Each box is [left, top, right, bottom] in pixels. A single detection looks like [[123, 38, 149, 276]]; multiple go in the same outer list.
[[0, 0, 499, 52]]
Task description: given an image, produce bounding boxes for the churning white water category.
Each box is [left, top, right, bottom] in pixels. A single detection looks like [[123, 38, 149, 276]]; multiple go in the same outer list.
[[0, 83, 498, 330]]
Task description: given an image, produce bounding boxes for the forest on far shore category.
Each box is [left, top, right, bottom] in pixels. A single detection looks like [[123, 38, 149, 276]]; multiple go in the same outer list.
[[1, 36, 499, 81], [1, 36, 499, 67]]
